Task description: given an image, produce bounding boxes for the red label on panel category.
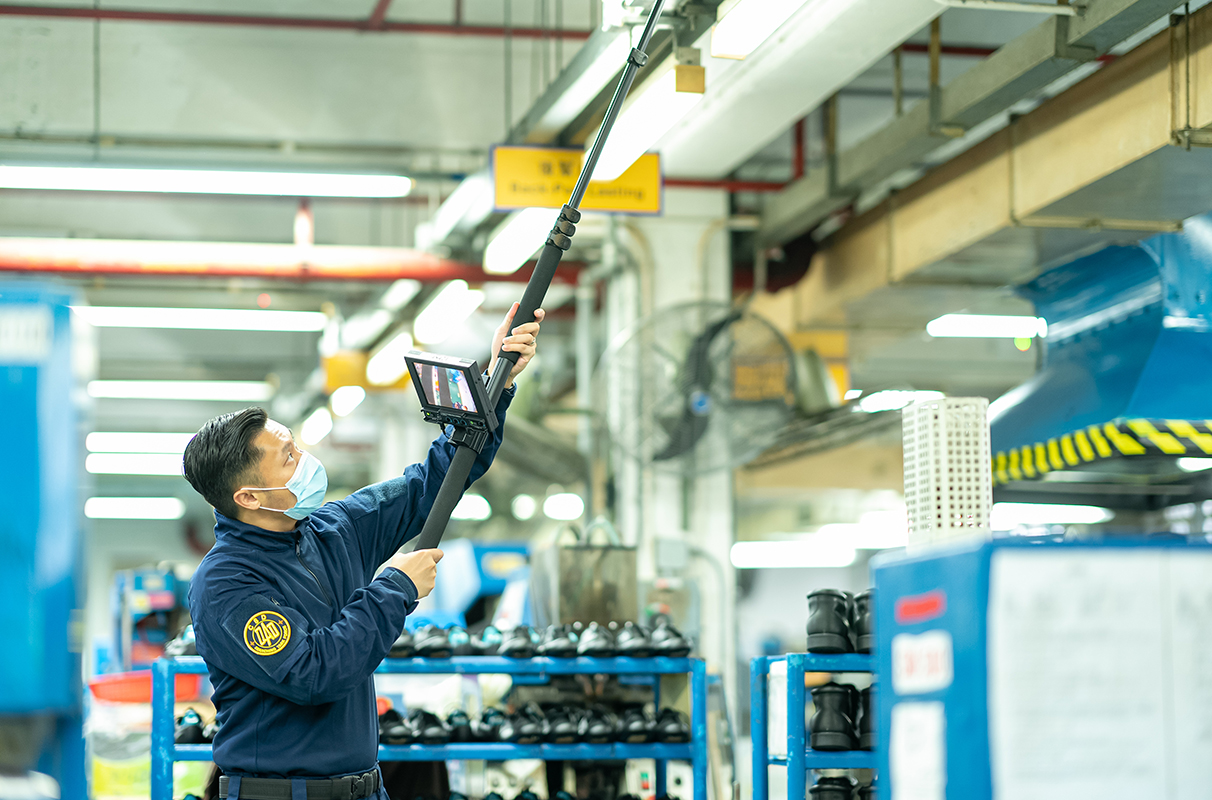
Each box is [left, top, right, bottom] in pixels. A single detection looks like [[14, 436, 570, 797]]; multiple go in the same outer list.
[[895, 589, 947, 625]]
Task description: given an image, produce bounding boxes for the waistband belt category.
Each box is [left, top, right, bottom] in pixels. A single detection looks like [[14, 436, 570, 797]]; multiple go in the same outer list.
[[219, 770, 379, 799]]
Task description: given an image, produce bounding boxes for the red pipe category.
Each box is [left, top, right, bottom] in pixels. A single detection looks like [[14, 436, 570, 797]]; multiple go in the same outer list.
[[666, 178, 786, 193], [365, 0, 394, 30], [792, 118, 806, 181], [0, 4, 593, 39]]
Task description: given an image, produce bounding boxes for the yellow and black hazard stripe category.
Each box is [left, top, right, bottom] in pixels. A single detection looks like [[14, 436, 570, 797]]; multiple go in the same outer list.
[[991, 419, 1212, 486]]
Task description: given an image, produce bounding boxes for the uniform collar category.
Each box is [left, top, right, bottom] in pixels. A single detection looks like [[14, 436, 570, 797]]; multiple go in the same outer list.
[[213, 510, 304, 551]]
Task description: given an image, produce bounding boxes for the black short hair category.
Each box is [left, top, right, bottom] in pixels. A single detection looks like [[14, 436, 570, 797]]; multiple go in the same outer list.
[[183, 407, 268, 519]]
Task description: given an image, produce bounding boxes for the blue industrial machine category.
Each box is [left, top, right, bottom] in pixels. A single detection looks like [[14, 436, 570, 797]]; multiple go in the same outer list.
[[410, 538, 530, 629], [0, 284, 86, 798]]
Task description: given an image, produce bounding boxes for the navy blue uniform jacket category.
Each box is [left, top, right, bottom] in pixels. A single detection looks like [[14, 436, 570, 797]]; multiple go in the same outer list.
[[188, 390, 512, 778]]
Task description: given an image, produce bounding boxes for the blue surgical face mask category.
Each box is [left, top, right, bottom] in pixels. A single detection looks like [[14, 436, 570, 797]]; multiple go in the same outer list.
[[248, 450, 328, 520]]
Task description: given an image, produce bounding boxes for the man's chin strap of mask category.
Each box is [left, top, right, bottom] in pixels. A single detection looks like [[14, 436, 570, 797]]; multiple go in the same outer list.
[[243, 450, 329, 521]]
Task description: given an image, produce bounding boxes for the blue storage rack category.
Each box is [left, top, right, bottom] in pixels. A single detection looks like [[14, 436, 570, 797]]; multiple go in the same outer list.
[[153, 655, 708, 800], [750, 653, 875, 800]]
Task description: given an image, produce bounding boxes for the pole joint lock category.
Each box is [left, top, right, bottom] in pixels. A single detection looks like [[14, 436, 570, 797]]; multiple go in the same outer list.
[[448, 424, 489, 454], [548, 204, 581, 251], [628, 47, 649, 68]]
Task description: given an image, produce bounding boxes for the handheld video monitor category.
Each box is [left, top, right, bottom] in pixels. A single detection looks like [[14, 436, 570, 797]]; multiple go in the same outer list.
[[404, 350, 496, 432]]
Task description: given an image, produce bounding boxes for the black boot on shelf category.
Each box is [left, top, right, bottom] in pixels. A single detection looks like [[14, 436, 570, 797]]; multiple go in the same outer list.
[[654, 708, 691, 743], [615, 621, 654, 657], [853, 589, 874, 653], [472, 625, 503, 655], [201, 719, 219, 743], [858, 686, 875, 750], [164, 625, 197, 658], [473, 707, 507, 742], [500, 706, 547, 744], [616, 707, 656, 744], [449, 626, 473, 656], [516, 790, 541, 800], [808, 682, 857, 751], [379, 708, 411, 745], [858, 782, 877, 800], [482, 793, 504, 800], [649, 618, 692, 658], [448, 793, 469, 800], [554, 792, 577, 800], [174, 709, 206, 744], [499, 625, 538, 658], [545, 707, 581, 744], [406, 709, 451, 744], [537, 624, 578, 658], [809, 775, 854, 800], [579, 706, 618, 744], [389, 628, 415, 658], [576, 622, 617, 658], [806, 590, 854, 654], [446, 709, 473, 742], [413, 625, 453, 658]]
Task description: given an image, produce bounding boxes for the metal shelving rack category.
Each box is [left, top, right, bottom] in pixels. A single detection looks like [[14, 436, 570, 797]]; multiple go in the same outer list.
[[750, 653, 875, 800], [152, 655, 708, 800]]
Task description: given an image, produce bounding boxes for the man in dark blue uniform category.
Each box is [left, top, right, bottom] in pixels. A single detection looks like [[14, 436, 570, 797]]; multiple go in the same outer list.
[[184, 304, 542, 800]]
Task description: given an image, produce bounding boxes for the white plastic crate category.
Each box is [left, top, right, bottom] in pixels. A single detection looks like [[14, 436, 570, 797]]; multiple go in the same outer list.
[[902, 396, 992, 549]]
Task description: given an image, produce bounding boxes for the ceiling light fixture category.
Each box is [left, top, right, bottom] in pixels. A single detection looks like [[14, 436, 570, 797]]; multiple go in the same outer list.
[[729, 539, 858, 569], [330, 385, 366, 417], [452, 493, 492, 521], [926, 314, 1048, 339], [87, 380, 274, 402], [543, 492, 585, 521], [300, 407, 333, 446], [72, 306, 328, 332], [85, 453, 183, 476], [1178, 457, 1212, 472], [84, 496, 186, 520], [366, 330, 415, 386], [484, 208, 558, 275], [990, 502, 1114, 529], [0, 165, 414, 198], [86, 432, 195, 453], [511, 494, 538, 520], [380, 279, 422, 311], [711, 0, 812, 59], [586, 54, 706, 182], [413, 281, 485, 344]]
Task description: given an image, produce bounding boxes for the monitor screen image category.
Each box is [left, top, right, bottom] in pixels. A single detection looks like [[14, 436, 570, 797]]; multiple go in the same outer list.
[[417, 363, 479, 413]]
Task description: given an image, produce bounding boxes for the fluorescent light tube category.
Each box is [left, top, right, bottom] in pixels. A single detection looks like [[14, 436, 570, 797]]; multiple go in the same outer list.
[[366, 330, 415, 386], [86, 432, 195, 453], [85, 496, 186, 519], [300, 407, 333, 446], [72, 306, 328, 331], [1178, 457, 1212, 472], [330, 385, 366, 417], [413, 280, 485, 344], [0, 165, 413, 198], [926, 314, 1047, 339], [843, 389, 863, 401], [543, 492, 585, 521], [452, 493, 492, 521], [380, 279, 422, 311], [729, 539, 857, 569], [86, 453, 183, 476], [588, 57, 706, 182], [484, 208, 558, 275], [711, 0, 811, 59], [511, 494, 538, 521], [88, 380, 274, 401], [990, 502, 1114, 529], [858, 390, 944, 413]]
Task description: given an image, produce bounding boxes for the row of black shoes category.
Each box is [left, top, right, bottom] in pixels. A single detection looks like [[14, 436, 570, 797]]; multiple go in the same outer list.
[[810, 776, 877, 800], [442, 793, 682, 800], [390, 619, 692, 660], [808, 682, 874, 752], [806, 589, 873, 654], [173, 708, 219, 744], [379, 704, 691, 746]]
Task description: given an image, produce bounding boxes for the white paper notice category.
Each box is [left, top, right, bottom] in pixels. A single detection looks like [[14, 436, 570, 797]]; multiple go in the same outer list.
[[768, 659, 788, 758], [1164, 551, 1212, 800], [890, 701, 946, 800], [988, 549, 1169, 800], [892, 630, 954, 695]]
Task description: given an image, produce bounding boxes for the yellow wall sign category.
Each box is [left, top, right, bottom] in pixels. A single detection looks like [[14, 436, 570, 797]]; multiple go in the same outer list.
[[493, 146, 661, 215]]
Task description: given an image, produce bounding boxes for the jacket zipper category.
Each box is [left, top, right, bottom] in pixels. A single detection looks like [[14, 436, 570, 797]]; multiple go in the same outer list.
[[294, 534, 334, 607]]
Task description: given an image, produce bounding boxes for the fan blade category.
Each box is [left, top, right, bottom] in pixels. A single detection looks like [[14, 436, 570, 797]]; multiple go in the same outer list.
[[653, 390, 712, 461]]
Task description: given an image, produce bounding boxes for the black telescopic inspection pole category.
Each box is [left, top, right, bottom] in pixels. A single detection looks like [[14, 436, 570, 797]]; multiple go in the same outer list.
[[411, 0, 667, 551]]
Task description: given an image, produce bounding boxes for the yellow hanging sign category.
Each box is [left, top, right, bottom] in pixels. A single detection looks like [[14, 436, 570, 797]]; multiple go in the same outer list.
[[492, 146, 662, 215]]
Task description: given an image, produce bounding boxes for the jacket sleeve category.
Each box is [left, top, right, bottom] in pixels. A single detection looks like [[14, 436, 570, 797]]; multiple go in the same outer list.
[[194, 566, 418, 706], [319, 382, 514, 573]]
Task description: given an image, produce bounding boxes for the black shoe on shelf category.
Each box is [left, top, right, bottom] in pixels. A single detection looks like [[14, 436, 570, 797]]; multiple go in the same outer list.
[[649, 618, 692, 658], [473, 707, 507, 742], [165, 625, 197, 658], [516, 791, 541, 800], [389, 627, 415, 658], [806, 590, 854, 654], [544, 707, 582, 744], [448, 793, 469, 800], [808, 682, 857, 751], [576, 622, 617, 658], [472, 625, 503, 656], [446, 709, 474, 742], [579, 706, 618, 744], [449, 626, 474, 656], [858, 781, 877, 800], [554, 792, 577, 800], [201, 720, 219, 743], [499, 706, 547, 744], [809, 775, 854, 800], [615, 621, 654, 658], [482, 793, 504, 800], [174, 709, 206, 744], [853, 589, 874, 653], [406, 708, 451, 745], [616, 707, 656, 744], [499, 625, 538, 658], [654, 708, 691, 743], [858, 686, 875, 750], [537, 624, 578, 658], [414, 625, 453, 659], [379, 708, 412, 745]]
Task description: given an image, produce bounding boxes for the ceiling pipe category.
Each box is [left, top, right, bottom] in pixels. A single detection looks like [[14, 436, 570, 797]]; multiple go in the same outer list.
[[0, 3, 593, 39]]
